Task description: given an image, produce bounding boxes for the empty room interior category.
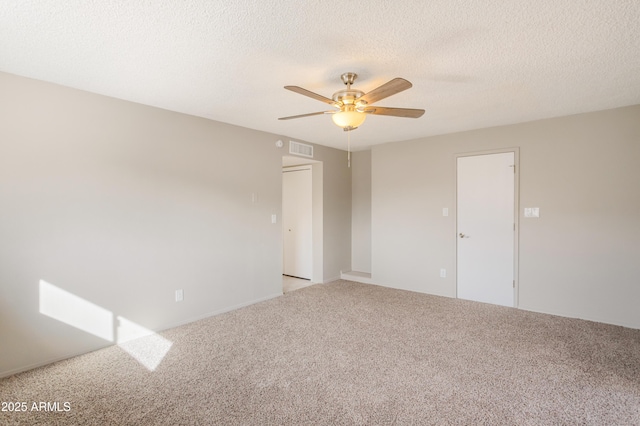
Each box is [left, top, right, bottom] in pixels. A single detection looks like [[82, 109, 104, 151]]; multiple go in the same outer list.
[[1, 1, 639, 424]]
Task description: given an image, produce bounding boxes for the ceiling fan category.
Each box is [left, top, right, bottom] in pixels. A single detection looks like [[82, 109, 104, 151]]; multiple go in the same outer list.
[[278, 72, 425, 131]]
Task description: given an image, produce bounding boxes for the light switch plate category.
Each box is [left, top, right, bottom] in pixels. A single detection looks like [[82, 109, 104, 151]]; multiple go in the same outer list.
[[442, 208, 449, 217], [524, 207, 540, 218]]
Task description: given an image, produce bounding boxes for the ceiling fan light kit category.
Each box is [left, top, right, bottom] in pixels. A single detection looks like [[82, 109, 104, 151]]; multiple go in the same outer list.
[[279, 72, 425, 131], [331, 109, 366, 130]]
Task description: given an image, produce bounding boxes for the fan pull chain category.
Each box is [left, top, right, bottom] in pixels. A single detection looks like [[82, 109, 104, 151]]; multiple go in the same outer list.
[[347, 130, 351, 168]]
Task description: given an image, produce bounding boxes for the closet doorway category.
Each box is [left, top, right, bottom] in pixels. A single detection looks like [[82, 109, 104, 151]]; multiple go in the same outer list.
[[282, 165, 312, 279]]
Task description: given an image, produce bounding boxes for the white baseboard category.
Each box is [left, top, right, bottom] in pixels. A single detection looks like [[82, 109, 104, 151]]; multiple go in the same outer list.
[[165, 292, 282, 330], [0, 343, 113, 379], [340, 271, 374, 284], [518, 305, 640, 330], [0, 292, 283, 379]]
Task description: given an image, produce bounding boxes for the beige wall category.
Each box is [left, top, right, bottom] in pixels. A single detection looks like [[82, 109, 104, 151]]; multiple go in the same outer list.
[[4, 67, 636, 380], [372, 105, 640, 328], [351, 150, 372, 273], [311, 145, 352, 282], [0, 72, 351, 377], [280, 144, 352, 283]]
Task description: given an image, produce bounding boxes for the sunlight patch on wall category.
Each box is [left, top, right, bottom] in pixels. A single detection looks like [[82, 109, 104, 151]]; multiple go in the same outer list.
[[39, 280, 172, 371], [39, 280, 114, 342], [116, 316, 173, 371]]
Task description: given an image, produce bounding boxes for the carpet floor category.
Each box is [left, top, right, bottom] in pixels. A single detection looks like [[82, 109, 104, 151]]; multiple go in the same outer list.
[[1, 280, 639, 425]]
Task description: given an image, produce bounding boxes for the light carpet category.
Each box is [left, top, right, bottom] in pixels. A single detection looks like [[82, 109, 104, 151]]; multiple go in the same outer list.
[[1, 281, 639, 425]]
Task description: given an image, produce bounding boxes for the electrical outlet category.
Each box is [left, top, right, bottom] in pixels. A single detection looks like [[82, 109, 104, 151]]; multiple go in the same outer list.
[[175, 289, 183, 302], [440, 269, 446, 278]]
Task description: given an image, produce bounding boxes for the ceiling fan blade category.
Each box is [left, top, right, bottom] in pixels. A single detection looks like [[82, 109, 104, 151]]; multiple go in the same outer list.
[[362, 106, 425, 118], [278, 111, 334, 120], [284, 86, 337, 106], [359, 78, 413, 105]]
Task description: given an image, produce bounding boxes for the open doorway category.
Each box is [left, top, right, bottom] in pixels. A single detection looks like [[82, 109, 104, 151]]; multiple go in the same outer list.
[[283, 165, 312, 279], [282, 155, 321, 292]]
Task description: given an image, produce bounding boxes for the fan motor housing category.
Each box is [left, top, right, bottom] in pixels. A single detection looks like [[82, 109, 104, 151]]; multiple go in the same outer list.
[[332, 89, 365, 106]]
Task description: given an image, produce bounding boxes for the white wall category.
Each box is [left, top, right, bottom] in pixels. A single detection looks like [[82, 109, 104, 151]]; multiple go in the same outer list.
[[372, 105, 640, 329], [351, 150, 371, 273], [0, 72, 351, 377]]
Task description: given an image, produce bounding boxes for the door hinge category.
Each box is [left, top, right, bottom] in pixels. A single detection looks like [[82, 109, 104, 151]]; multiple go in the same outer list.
[[513, 280, 515, 288]]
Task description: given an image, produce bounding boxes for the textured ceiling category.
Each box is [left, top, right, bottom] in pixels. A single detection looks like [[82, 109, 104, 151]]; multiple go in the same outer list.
[[1, 1, 639, 150]]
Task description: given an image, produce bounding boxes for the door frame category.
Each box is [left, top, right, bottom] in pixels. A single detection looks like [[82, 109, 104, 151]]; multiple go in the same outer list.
[[282, 157, 323, 284], [282, 165, 313, 280], [453, 147, 520, 307]]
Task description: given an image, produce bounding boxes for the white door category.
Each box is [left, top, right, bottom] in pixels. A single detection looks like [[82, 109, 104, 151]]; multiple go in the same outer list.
[[282, 167, 312, 279], [457, 152, 515, 307]]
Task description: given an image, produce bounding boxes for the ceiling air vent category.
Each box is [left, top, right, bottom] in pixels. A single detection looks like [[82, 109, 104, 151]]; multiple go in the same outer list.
[[289, 141, 314, 158]]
